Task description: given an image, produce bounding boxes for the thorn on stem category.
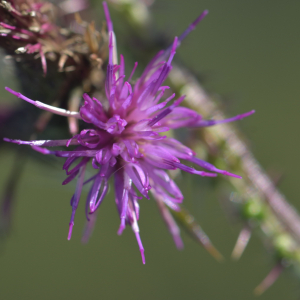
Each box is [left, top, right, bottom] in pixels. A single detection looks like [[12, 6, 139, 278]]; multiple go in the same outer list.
[[254, 262, 284, 295], [231, 226, 252, 260]]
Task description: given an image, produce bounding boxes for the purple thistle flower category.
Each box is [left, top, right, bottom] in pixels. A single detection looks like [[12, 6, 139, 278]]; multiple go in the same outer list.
[[4, 2, 254, 264]]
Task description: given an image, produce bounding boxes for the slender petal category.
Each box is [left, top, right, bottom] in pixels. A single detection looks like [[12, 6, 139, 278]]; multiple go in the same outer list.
[[5, 87, 81, 118]]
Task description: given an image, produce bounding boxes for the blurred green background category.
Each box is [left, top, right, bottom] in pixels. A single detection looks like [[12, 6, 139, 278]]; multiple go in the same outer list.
[[0, 0, 300, 299]]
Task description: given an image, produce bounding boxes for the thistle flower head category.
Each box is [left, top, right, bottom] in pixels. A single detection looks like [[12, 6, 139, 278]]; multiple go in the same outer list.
[[0, 0, 107, 74], [4, 2, 254, 264]]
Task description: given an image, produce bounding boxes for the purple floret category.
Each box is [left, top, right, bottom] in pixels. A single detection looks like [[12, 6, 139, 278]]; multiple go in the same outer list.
[[4, 1, 254, 264]]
